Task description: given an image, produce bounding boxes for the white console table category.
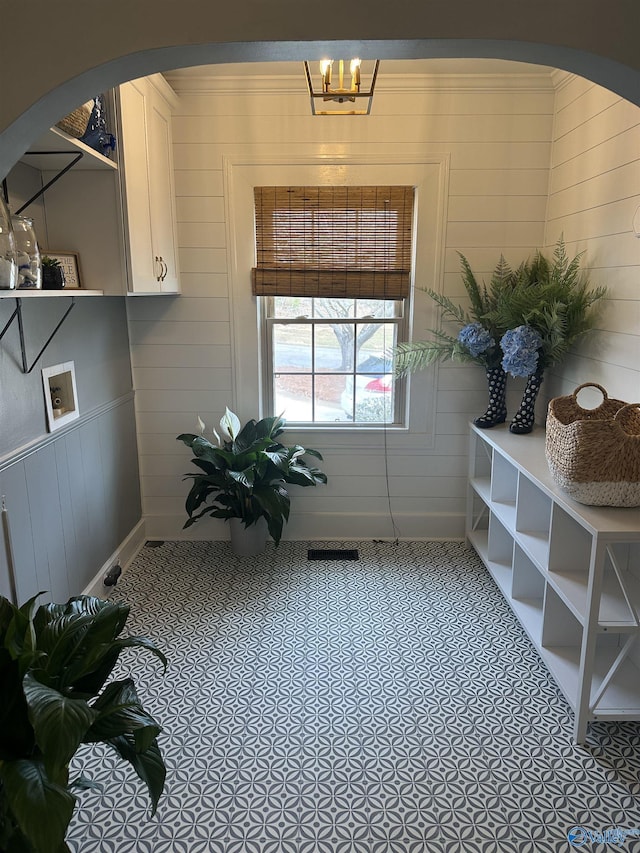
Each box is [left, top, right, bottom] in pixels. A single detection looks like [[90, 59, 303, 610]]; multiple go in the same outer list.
[[466, 423, 640, 743]]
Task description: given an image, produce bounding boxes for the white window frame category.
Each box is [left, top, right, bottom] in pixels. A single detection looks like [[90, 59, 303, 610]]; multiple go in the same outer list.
[[224, 155, 449, 450], [260, 297, 407, 426]]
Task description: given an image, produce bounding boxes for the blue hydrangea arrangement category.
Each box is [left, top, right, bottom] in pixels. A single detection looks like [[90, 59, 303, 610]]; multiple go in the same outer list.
[[500, 325, 543, 377], [395, 240, 605, 379], [458, 323, 495, 359]]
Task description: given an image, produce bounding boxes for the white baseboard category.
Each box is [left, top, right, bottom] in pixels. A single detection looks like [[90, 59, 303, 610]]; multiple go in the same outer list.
[[143, 512, 465, 542], [82, 519, 147, 598]]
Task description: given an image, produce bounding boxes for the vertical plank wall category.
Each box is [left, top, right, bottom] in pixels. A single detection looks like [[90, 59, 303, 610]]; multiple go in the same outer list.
[[0, 398, 141, 605], [131, 65, 554, 542], [544, 74, 640, 403]]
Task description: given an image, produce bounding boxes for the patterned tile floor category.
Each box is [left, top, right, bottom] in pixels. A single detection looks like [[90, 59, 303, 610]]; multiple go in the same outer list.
[[66, 540, 640, 853]]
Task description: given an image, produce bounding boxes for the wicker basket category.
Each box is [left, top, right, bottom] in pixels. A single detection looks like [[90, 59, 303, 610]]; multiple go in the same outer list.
[[545, 383, 640, 507], [55, 103, 92, 138]]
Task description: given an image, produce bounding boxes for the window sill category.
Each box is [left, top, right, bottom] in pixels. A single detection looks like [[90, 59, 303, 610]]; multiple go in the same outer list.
[[282, 423, 408, 433]]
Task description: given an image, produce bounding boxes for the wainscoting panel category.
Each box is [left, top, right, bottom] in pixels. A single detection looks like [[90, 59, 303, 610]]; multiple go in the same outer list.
[[0, 396, 142, 605]]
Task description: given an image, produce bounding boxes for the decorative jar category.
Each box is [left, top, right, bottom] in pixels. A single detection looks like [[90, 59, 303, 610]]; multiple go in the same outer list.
[[0, 198, 17, 290], [11, 215, 42, 289]]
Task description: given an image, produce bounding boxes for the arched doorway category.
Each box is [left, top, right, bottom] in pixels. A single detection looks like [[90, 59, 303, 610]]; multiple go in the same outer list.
[[1, 29, 639, 178]]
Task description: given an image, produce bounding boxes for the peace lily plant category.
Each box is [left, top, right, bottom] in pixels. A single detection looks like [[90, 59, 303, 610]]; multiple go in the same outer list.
[[0, 593, 167, 853], [177, 408, 327, 548]]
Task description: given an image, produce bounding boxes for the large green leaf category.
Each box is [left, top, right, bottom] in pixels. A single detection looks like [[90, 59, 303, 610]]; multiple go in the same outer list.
[[189, 437, 232, 468], [4, 594, 41, 662], [41, 603, 130, 690], [234, 418, 258, 451], [284, 463, 328, 487], [67, 635, 166, 699], [253, 484, 290, 520], [86, 679, 162, 753], [0, 759, 76, 853], [252, 485, 290, 545], [0, 595, 16, 640], [106, 735, 166, 815], [254, 414, 286, 439], [0, 653, 34, 759], [36, 597, 126, 654], [23, 673, 97, 775], [228, 468, 255, 488], [262, 448, 289, 471], [184, 477, 219, 517], [301, 447, 323, 461]]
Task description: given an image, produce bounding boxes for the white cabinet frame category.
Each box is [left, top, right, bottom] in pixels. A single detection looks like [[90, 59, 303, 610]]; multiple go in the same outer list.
[[466, 423, 640, 743]]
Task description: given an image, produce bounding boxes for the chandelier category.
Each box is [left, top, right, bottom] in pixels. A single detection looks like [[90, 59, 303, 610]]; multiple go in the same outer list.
[[303, 59, 380, 116]]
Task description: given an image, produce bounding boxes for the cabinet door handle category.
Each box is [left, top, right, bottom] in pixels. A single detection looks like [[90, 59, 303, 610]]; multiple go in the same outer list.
[[154, 256, 163, 281], [160, 258, 168, 281]]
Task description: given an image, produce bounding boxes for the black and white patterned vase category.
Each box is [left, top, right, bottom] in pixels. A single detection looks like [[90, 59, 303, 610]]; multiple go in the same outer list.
[[474, 366, 508, 429], [510, 368, 544, 434]]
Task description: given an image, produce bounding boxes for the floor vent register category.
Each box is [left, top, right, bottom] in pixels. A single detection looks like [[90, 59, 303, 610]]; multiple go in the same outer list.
[[307, 548, 359, 561]]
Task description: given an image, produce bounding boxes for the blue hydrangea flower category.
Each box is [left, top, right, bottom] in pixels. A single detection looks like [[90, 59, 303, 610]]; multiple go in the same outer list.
[[458, 322, 495, 358], [500, 325, 543, 377]]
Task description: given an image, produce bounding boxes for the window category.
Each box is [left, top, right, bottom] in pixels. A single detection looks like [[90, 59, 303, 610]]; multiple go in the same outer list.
[[253, 186, 415, 425]]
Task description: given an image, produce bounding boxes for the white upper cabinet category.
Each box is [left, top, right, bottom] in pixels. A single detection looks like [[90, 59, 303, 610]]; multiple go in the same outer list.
[[118, 76, 180, 295]]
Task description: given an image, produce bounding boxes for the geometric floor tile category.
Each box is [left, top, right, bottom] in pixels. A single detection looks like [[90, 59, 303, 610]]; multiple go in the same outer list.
[[66, 540, 640, 852]]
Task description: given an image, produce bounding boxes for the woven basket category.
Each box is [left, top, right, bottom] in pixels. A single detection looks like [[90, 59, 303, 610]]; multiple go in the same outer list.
[[545, 383, 640, 507], [55, 103, 92, 138]]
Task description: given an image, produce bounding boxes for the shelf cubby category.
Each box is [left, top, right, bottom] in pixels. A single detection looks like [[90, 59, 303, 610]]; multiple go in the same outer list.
[[471, 435, 492, 481], [549, 506, 592, 573], [490, 452, 518, 507], [512, 544, 545, 642], [541, 586, 583, 708], [485, 514, 513, 595], [599, 544, 640, 630], [590, 635, 640, 720], [546, 508, 592, 623], [467, 491, 490, 562], [515, 474, 552, 568]]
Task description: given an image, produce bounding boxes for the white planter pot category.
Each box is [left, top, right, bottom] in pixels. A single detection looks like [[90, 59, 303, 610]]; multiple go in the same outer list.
[[229, 517, 268, 556]]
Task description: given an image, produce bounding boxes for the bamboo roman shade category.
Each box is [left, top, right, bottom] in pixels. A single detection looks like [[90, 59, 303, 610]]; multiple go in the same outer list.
[[252, 186, 415, 299]]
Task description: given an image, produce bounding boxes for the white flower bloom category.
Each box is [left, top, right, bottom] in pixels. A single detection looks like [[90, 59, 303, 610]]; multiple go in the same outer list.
[[219, 407, 241, 441]]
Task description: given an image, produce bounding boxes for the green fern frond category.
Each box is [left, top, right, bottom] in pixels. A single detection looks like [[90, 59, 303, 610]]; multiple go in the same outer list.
[[397, 238, 606, 377], [394, 334, 481, 376], [457, 253, 487, 320], [423, 288, 470, 325]]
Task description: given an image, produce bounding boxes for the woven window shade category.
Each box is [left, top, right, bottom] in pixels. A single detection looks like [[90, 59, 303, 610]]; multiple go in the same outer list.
[[252, 186, 415, 299]]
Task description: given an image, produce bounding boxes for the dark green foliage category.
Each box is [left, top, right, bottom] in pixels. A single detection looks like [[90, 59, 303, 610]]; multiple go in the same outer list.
[[0, 594, 167, 853], [177, 408, 327, 546], [394, 239, 605, 376]]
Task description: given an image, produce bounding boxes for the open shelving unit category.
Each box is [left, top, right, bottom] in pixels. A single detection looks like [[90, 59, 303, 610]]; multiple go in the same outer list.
[[466, 423, 640, 743], [22, 126, 118, 173]]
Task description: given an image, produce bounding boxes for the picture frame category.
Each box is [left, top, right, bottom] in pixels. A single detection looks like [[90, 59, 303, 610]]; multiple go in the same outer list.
[[45, 251, 82, 289]]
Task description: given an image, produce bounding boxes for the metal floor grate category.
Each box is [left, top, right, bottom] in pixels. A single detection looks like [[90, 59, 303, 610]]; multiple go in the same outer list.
[[307, 548, 359, 561]]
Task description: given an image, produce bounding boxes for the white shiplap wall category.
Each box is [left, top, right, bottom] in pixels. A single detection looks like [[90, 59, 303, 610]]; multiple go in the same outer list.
[[129, 68, 557, 542], [544, 74, 640, 404]]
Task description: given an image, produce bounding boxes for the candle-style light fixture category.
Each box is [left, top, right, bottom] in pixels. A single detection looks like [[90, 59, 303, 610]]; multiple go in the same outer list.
[[304, 59, 380, 115]]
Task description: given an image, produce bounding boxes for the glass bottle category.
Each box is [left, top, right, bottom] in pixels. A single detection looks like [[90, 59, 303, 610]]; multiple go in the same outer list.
[[11, 215, 42, 289], [0, 197, 17, 290]]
